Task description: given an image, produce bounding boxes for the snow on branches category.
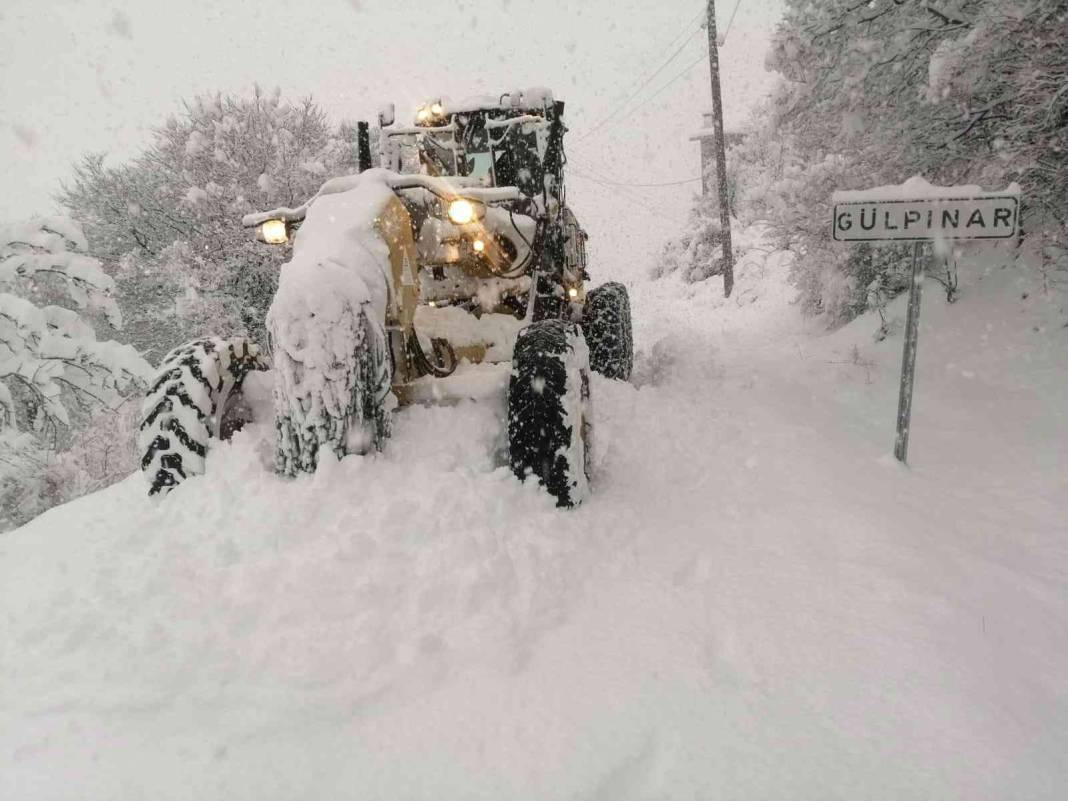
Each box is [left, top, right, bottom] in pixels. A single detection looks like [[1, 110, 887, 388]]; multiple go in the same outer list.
[[0, 217, 151, 431], [725, 0, 1068, 322], [58, 87, 369, 356]]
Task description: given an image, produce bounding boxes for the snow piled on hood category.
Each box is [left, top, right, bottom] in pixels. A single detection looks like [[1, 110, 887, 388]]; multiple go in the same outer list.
[[270, 173, 394, 325]]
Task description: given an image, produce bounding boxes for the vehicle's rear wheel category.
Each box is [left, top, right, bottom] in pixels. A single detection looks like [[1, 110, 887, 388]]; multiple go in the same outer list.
[[139, 337, 266, 495], [583, 282, 633, 380], [508, 319, 591, 508]]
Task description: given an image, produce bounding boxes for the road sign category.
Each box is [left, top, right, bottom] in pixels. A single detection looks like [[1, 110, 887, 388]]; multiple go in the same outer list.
[[832, 194, 1019, 242], [831, 184, 1022, 464]]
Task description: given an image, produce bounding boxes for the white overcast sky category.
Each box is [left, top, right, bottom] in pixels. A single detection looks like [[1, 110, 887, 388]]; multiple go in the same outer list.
[[0, 0, 783, 272]]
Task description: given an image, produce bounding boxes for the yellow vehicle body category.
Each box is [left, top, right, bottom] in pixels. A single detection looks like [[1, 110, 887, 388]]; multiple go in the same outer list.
[[370, 191, 581, 404]]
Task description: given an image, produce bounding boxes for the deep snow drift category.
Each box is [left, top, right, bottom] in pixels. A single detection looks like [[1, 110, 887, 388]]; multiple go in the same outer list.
[[2, 235, 1067, 799]]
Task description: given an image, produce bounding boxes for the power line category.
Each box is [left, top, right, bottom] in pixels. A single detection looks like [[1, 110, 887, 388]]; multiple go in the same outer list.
[[574, 31, 702, 143], [568, 162, 652, 204], [575, 27, 702, 142], [566, 159, 696, 227], [721, 0, 744, 42], [569, 166, 701, 188], [571, 50, 707, 151], [573, 8, 706, 143], [566, 168, 683, 226], [573, 0, 744, 144], [618, 52, 707, 118]]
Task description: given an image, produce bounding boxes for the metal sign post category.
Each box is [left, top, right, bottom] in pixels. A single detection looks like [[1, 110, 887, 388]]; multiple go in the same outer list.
[[831, 188, 1020, 464], [893, 241, 925, 462]]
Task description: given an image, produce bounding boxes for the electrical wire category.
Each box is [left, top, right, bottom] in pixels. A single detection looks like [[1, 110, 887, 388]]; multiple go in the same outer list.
[[568, 166, 700, 188], [568, 152, 703, 209], [567, 163, 696, 227], [662, 6, 707, 51], [572, 49, 708, 155], [575, 28, 702, 142], [565, 169, 684, 227], [622, 52, 708, 117], [576, 0, 743, 145], [721, 0, 744, 43], [573, 8, 706, 143]]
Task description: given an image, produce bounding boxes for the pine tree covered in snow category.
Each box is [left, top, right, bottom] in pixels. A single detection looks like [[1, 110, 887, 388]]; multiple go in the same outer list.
[[59, 87, 366, 359], [0, 217, 151, 530]]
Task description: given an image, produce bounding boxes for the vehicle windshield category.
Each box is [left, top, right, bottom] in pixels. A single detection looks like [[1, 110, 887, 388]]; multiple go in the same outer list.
[[465, 151, 494, 182], [411, 112, 546, 193]]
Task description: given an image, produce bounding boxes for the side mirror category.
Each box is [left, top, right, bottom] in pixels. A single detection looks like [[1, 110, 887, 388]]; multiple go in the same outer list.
[[378, 103, 395, 128]]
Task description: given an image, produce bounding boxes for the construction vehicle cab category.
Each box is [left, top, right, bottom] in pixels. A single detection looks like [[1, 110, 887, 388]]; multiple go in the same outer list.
[[376, 89, 587, 326]]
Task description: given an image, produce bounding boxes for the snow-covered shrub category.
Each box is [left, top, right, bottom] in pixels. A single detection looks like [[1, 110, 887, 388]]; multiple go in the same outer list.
[[0, 217, 151, 530], [0, 432, 63, 532], [55, 398, 142, 497], [0, 399, 142, 531], [654, 194, 732, 282], [59, 87, 367, 359]]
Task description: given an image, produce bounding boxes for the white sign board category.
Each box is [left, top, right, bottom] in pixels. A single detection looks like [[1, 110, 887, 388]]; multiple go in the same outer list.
[[832, 194, 1019, 242]]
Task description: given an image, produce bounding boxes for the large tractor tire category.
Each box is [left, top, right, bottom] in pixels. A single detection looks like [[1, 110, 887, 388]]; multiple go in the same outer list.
[[583, 282, 633, 381], [508, 319, 592, 508], [272, 305, 392, 476], [139, 337, 266, 495]]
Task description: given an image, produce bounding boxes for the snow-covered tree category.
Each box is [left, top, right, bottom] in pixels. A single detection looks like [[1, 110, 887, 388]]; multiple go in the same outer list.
[[662, 1, 1066, 322], [0, 217, 150, 430], [0, 217, 151, 530], [59, 87, 366, 359], [760, 0, 1067, 320]]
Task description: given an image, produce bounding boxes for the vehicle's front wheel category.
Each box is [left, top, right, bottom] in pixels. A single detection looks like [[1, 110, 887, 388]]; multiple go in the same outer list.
[[139, 337, 266, 495], [508, 319, 592, 508], [271, 303, 392, 476], [583, 281, 633, 380]]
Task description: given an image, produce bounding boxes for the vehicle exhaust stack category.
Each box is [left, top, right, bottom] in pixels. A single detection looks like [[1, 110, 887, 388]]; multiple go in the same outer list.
[[357, 121, 372, 173]]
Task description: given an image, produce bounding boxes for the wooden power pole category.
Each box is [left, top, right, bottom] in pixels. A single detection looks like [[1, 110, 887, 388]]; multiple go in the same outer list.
[[705, 0, 734, 297]]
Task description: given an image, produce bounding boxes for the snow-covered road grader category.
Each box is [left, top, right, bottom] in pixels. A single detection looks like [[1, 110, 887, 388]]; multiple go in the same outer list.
[[139, 89, 632, 507]]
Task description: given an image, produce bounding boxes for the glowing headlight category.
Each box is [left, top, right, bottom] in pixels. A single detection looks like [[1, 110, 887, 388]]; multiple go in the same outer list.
[[258, 219, 288, 245], [416, 107, 430, 124], [430, 102, 444, 116], [472, 238, 486, 253], [567, 287, 579, 299], [447, 198, 480, 225]]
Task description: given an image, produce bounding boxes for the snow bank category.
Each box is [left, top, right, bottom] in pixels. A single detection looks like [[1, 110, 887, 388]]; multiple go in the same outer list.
[[413, 305, 523, 362], [3, 246, 1067, 799]]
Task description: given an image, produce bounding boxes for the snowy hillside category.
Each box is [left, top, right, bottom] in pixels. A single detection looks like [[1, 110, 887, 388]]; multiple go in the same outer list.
[[3, 233, 1066, 799]]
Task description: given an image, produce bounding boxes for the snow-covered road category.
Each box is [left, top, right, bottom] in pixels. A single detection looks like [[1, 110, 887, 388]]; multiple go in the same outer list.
[[3, 252, 1066, 799]]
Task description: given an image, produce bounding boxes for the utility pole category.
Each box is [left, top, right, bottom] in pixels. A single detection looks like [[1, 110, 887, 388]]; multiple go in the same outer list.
[[705, 0, 734, 297]]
